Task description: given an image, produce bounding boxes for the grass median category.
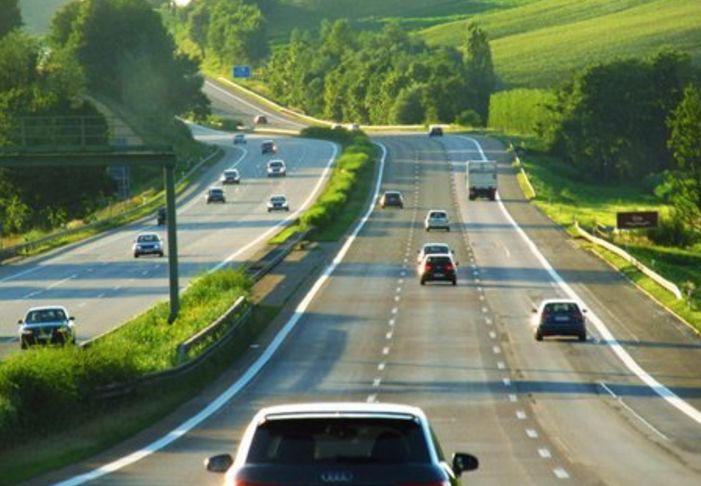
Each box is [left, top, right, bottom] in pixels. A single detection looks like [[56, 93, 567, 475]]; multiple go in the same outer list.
[[270, 126, 377, 245]]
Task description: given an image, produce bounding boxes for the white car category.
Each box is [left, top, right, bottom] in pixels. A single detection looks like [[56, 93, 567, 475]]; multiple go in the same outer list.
[[267, 159, 287, 177], [425, 209, 450, 231], [417, 243, 456, 264], [267, 194, 289, 212], [133, 232, 164, 258], [233, 133, 246, 144], [204, 402, 479, 484], [18, 305, 76, 349], [221, 168, 241, 184]]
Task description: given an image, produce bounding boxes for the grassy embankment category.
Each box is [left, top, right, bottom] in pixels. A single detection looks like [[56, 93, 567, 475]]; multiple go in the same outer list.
[[422, 0, 701, 87], [508, 136, 701, 332]]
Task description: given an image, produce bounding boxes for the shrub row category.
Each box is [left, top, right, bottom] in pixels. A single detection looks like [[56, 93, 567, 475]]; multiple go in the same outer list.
[[0, 269, 250, 447], [298, 127, 375, 234], [488, 88, 555, 135]]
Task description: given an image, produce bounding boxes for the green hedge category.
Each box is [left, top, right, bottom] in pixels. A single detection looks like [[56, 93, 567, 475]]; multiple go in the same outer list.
[[297, 128, 375, 236], [0, 269, 250, 447], [488, 88, 555, 135]]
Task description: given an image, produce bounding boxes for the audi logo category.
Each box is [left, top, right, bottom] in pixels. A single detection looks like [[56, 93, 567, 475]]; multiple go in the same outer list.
[[320, 471, 354, 482]]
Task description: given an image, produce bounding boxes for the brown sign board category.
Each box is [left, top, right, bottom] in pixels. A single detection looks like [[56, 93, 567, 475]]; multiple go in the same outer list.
[[616, 211, 658, 229]]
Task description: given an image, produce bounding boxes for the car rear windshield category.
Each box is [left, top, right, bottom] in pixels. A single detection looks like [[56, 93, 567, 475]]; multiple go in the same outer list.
[[247, 417, 430, 465], [426, 256, 452, 265], [424, 246, 449, 254], [544, 303, 580, 314], [385, 193, 400, 200]]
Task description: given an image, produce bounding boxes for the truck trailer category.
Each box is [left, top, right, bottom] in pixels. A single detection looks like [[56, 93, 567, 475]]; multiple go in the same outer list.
[[466, 160, 497, 201]]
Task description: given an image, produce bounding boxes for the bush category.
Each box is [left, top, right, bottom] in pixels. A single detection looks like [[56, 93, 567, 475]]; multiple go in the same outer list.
[[647, 210, 699, 247], [455, 109, 482, 127], [300, 126, 355, 146], [488, 88, 555, 134]]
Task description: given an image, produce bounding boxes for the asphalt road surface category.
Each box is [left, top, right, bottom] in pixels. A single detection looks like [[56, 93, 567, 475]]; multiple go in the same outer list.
[[32, 133, 701, 485], [0, 129, 336, 359]]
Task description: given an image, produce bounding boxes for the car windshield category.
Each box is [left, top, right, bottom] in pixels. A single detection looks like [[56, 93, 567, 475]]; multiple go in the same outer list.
[[423, 245, 449, 255], [429, 212, 447, 218], [225, 171, 238, 176], [271, 197, 286, 203], [27, 309, 66, 323], [210, 189, 223, 195], [138, 234, 159, 242], [247, 417, 430, 465], [270, 162, 283, 168]]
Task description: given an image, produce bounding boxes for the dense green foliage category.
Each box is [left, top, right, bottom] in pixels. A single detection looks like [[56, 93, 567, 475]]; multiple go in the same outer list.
[[538, 50, 693, 183], [262, 20, 493, 124], [423, 0, 701, 88], [296, 127, 375, 237], [0, 269, 250, 448], [0, 30, 116, 233], [50, 0, 209, 120], [488, 88, 555, 134], [0, 0, 22, 37], [667, 85, 701, 230]]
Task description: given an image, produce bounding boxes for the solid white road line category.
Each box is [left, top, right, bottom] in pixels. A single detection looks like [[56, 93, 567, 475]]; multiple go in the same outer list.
[[55, 143, 388, 486], [461, 136, 701, 426]]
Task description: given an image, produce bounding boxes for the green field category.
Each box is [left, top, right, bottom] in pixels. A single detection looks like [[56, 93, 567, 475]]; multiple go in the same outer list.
[[422, 0, 701, 87]]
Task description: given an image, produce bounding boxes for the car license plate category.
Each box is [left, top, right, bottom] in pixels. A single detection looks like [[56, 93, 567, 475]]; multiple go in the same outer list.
[[555, 315, 570, 322], [434, 273, 444, 278]]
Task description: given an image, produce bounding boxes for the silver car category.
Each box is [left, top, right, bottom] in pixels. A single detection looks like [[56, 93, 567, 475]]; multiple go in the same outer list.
[[18, 306, 76, 349], [133, 232, 164, 258], [267, 194, 289, 212], [424, 209, 450, 232]]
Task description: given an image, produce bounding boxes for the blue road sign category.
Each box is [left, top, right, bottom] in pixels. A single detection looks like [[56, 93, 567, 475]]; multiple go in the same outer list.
[[233, 65, 252, 78]]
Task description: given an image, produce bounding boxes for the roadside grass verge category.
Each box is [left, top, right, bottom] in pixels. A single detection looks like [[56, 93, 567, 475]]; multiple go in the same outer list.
[[270, 127, 377, 244], [0, 269, 251, 477], [510, 137, 701, 332], [0, 301, 280, 486]]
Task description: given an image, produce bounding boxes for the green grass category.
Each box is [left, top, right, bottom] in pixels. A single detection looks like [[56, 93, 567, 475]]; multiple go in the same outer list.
[[422, 0, 701, 87]]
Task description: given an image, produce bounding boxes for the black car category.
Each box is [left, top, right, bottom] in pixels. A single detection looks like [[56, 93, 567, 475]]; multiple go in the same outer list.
[[533, 299, 587, 341], [428, 125, 444, 137], [205, 403, 478, 486], [418, 253, 458, 285], [380, 190, 404, 208], [156, 207, 166, 225], [205, 187, 226, 204], [261, 140, 277, 154], [18, 306, 76, 349]]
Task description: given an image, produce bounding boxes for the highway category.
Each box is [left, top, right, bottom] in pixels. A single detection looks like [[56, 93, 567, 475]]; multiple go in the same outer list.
[[31, 132, 701, 485], [0, 126, 336, 359]]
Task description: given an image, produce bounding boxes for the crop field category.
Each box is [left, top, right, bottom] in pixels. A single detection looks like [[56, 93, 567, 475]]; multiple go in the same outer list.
[[422, 0, 701, 87]]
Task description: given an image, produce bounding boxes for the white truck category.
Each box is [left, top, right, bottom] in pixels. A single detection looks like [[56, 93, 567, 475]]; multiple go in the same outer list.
[[466, 160, 497, 201]]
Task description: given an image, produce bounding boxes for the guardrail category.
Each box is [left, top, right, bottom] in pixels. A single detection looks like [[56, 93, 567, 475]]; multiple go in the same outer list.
[[0, 146, 221, 264], [574, 221, 683, 300]]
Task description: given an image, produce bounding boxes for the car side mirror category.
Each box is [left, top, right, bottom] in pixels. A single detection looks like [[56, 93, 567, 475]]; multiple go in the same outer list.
[[452, 452, 479, 476], [205, 453, 233, 473], [17, 319, 23, 325], [531, 308, 538, 313], [455, 261, 460, 266], [582, 308, 588, 313], [69, 316, 75, 321]]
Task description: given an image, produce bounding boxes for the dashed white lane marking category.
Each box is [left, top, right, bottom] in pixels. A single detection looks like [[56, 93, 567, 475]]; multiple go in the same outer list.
[[388, 319, 395, 326], [113, 286, 121, 291], [526, 429, 539, 439], [386, 332, 393, 340], [24, 291, 42, 299], [382, 347, 390, 355], [398, 278, 404, 284], [485, 317, 492, 325], [396, 287, 402, 293], [492, 345, 501, 354], [497, 361, 506, 370], [516, 410, 527, 420], [141, 271, 149, 276], [394, 295, 400, 302], [475, 278, 481, 284], [553, 468, 570, 479], [479, 295, 485, 301], [403, 258, 409, 263], [367, 394, 377, 403], [391, 307, 398, 315], [482, 307, 489, 313], [489, 331, 497, 339], [538, 448, 552, 459], [502, 378, 511, 387], [47, 275, 77, 290], [378, 362, 386, 371], [373, 378, 382, 387], [509, 394, 518, 402]]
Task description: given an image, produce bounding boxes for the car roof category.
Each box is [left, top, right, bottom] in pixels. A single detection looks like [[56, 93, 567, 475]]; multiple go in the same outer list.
[[539, 299, 580, 307], [137, 232, 160, 237], [224, 168, 239, 172], [26, 305, 69, 313], [421, 243, 450, 249], [384, 190, 402, 195], [262, 139, 274, 143], [209, 186, 223, 190], [256, 402, 426, 421], [268, 159, 284, 163], [427, 209, 447, 214], [270, 194, 287, 199]]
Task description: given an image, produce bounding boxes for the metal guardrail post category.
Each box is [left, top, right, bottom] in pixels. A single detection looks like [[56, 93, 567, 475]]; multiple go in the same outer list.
[[165, 163, 179, 323]]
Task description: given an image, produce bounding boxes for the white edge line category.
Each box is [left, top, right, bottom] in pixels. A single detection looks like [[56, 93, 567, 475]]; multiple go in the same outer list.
[[55, 143, 387, 486], [459, 135, 701, 426], [599, 381, 670, 441]]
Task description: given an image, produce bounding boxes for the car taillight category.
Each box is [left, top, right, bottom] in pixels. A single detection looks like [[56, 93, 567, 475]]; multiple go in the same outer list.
[[445, 264, 454, 271], [424, 264, 432, 271]]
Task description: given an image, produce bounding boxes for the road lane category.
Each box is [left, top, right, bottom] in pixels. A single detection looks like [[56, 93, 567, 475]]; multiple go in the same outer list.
[[28, 134, 701, 485], [0, 131, 336, 358]]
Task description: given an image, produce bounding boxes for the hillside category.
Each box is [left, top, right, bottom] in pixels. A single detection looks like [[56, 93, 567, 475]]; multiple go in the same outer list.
[[421, 0, 701, 87]]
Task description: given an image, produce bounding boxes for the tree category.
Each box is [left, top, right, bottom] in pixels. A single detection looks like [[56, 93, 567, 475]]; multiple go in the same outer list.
[[463, 23, 495, 124], [668, 84, 701, 228], [391, 85, 426, 124], [207, 0, 268, 67], [0, 0, 22, 38]]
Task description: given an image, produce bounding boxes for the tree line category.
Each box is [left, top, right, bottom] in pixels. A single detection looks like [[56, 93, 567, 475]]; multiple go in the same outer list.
[[0, 0, 209, 235]]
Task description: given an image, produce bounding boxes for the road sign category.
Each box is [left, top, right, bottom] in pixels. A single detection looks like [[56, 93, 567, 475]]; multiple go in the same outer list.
[[616, 211, 658, 229], [233, 65, 251, 78]]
